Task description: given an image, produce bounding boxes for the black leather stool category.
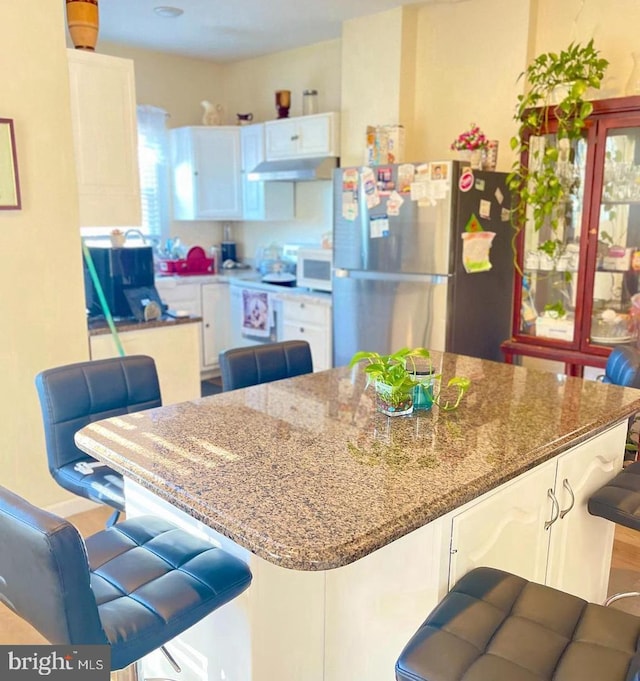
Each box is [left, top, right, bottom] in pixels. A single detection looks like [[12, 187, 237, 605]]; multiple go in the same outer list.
[[395, 566, 640, 681], [0, 484, 252, 680], [588, 461, 640, 605]]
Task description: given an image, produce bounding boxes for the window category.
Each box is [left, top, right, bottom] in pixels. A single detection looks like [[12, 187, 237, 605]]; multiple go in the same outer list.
[[136, 105, 170, 241], [81, 105, 170, 244]]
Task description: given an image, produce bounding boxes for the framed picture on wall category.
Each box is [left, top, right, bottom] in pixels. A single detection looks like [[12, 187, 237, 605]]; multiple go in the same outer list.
[[0, 118, 21, 210]]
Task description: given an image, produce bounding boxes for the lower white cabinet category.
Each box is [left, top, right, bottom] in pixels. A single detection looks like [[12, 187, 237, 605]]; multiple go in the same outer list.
[[448, 421, 625, 603], [280, 296, 332, 372], [155, 278, 229, 375], [89, 323, 201, 405], [202, 282, 231, 368]]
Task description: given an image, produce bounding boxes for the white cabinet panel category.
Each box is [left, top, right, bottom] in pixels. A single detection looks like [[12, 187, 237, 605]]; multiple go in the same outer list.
[[449, 461, 554, 588], [67, 49, 141, 227], [171, 127, 242, 220], [264, 113, 339, 160], [281, 298, 332, 372], [546, 423, 624, 602], [449, 421, 626, 603], [89, 323, 201, 405], [202, 282, 231, 368], [240, 124, 293, 221]]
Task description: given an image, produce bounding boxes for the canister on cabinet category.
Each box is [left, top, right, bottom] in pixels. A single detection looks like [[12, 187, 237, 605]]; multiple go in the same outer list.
[[302, 89, 318, 116]]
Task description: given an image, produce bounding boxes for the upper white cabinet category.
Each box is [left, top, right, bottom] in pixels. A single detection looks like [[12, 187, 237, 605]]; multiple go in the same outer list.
[[264, 112, 339, 160], [67, 49, 141, 227], [171, 126, 242, 220], [240, 124, 294, 221]]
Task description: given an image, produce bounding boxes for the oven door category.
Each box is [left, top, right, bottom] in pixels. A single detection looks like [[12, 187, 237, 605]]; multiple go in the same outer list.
[[230, 284, 282, 348]]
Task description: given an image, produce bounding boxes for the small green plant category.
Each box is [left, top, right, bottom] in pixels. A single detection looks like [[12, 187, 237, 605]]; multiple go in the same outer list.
[[349, 347, 471, 413], [543, 301, 567, 318], [508, 40, 609, 269]]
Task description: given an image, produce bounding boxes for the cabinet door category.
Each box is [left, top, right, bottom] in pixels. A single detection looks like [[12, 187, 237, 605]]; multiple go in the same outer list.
[[171, 127, 242, 220], [582, 115, 640, 353], [202, 283, 231, 369], [546, 421, 626, 602], [297, 114, 337, 157], [264, 119, 299, 159], [67, 49, 141, 227], [449, 460, 555, 589], [281, 299, 332, 371]]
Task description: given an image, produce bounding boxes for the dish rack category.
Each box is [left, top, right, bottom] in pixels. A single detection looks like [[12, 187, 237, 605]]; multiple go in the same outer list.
[[158, 246, 214, 275]]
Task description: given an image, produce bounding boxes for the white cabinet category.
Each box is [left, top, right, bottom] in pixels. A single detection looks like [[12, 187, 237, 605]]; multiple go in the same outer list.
[[264, 112, 339, 160], [171, 127, 242, 220], [89, 323, 201, 405], [280, 296, 332, 372], [67, 49, 141, 227], [155, 278, 230, 375], [240, 124, 294, 221], [202, 282, 231, 367], [448, 421, 625, 603]]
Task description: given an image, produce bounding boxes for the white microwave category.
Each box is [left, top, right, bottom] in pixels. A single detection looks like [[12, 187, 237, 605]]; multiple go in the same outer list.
[[296, 248, 332, 292]]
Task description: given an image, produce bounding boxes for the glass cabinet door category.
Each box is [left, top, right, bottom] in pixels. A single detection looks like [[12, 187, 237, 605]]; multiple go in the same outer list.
[[587, 119, 640, 349], [518, 132, 588, 344]]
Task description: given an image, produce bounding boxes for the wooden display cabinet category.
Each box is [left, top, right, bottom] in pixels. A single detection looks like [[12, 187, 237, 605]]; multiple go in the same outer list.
[[502, 96, 640, 376]]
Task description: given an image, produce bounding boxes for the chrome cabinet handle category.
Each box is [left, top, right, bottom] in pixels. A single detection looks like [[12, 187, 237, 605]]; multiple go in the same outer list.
[[559, 478, 575, 519], [545, 488, 559, 530]]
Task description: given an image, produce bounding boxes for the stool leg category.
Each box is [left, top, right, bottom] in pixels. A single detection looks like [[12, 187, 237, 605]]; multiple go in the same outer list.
[[605, 591, 640, 606]]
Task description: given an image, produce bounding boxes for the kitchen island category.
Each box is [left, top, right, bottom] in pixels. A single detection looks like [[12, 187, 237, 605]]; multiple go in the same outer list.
[[75, 354, 640, 681]]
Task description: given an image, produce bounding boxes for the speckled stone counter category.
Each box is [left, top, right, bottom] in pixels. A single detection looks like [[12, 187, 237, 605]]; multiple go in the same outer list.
[[75, 354, 640, 571]]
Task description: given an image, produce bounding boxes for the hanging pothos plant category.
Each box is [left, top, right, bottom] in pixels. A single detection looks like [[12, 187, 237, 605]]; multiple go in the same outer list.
[[507, 40, 609, 268]]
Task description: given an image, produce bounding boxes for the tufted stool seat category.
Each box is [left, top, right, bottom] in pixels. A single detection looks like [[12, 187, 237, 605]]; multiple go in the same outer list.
[[395, 567, 640, 681], [588, 460, 640, 530], [0, 484, 252, 678]]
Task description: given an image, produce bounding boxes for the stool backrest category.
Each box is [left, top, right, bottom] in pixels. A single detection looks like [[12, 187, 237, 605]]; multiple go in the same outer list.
[[0, 484, 107, 645], [603, 346, 640, 388], [219, 340, 313, 391], [35, 355, 162, 473]]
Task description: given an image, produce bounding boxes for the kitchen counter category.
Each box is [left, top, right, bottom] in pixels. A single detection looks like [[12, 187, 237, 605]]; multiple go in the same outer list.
[[87, 313, 201, 336], [74, 356, 640, 681], [75, 355, 640, 570]]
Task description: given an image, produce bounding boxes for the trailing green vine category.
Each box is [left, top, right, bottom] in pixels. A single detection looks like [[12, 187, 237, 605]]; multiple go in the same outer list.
[[507, 40, 609, 270]]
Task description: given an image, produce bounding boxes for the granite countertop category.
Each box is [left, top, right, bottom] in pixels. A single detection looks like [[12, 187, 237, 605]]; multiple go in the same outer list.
[[75, 354, 640, 571], [88, 314, 202, 336]]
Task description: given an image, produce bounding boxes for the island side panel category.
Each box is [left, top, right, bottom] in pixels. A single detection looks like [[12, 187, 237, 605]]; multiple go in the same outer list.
[[124, 479, 326, 681]]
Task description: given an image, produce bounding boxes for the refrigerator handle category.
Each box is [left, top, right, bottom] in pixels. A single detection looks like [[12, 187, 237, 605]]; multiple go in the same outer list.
[[334, 268, 450, 285]]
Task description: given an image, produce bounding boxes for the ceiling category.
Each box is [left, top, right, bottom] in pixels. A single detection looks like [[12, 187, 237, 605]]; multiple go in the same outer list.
[[97, 0, 465, 63]]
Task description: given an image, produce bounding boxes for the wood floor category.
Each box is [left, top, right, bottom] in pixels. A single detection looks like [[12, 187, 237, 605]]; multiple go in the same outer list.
[[1, 507, 640, 643]]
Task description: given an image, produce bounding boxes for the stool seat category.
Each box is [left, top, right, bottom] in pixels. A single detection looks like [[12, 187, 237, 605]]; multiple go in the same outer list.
[[395, 567, 640, 681], [588, 460, 640, 531], [0, 484, 252, 673]]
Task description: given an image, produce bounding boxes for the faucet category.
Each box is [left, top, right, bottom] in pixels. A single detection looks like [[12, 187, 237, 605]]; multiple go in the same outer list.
[[124, 228, 147, 245]]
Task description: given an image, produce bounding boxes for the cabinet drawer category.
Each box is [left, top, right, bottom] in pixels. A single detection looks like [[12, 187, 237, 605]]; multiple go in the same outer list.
[[282, 300, 327, 325], [155, 282, 202, 315]]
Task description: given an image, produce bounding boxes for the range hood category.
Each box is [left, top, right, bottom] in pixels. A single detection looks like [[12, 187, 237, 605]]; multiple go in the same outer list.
[[247, 156, 338, 182]]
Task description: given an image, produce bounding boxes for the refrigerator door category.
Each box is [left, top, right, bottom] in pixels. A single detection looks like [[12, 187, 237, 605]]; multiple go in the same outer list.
[[332, 269, 450, 368], [446, 169, 514, 361], [333, 163, 455, 276]]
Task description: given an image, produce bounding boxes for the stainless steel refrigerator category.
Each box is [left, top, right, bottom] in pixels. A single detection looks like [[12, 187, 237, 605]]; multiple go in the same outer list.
[[332, 160, 514, 367]]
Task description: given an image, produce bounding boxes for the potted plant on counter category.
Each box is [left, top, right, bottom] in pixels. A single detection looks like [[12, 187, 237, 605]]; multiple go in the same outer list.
[[349, 347, 470, 416]]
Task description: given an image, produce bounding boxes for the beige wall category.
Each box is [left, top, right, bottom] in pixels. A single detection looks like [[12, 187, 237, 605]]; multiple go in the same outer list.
[[100, 41, 227, 128], [533, 0, 640, 98], [0, 4, 89, 506]]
